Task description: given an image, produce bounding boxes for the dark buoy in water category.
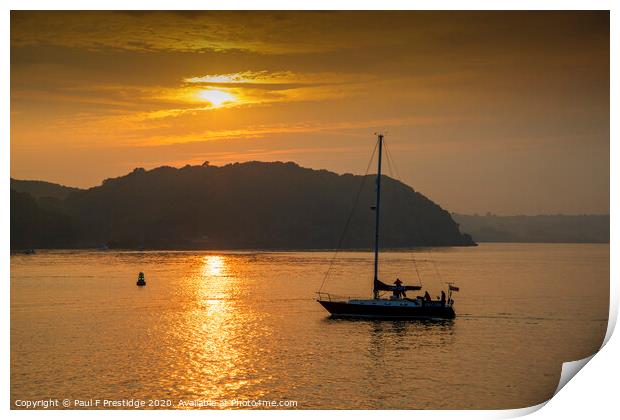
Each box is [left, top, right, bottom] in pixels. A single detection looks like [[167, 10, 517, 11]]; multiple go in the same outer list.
[[137, 272, 146, 286]]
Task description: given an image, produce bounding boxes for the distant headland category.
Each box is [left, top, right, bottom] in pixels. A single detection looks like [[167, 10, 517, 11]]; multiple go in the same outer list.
[[452, 213, 609, 244], [11, 161, 476, 250]]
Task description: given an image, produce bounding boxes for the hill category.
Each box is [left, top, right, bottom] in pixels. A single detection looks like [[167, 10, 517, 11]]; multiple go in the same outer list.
[[452, 213, 609, 243], [10, 178, 81, 200], [10, 189, 76, 249], [11, 161, 475, 250]]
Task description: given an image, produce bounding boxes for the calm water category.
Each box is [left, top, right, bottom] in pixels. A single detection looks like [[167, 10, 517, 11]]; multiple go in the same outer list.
[[11, 243, 608, 409]]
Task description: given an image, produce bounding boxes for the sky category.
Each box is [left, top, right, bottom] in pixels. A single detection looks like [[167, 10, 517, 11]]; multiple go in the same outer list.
[[10, 11, 609, 215]]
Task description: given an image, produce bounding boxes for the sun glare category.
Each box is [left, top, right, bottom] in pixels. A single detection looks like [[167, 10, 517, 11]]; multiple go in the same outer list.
[[196, 89, 236, 107], [203, 255, 225, 277]]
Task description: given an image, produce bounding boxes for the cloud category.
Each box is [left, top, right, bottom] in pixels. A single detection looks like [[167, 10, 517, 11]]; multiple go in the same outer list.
[[122, 114, 464, 147], [183, 70, 373, 86], [11, 11, 395, 55], [15, 69, 377, 130]]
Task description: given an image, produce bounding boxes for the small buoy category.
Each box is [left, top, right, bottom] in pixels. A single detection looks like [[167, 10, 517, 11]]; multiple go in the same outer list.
[[136, 272, 146, 286]]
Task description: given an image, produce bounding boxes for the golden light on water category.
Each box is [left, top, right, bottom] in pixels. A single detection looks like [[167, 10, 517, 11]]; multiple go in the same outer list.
[[196, 89, 236, 108], [178, 254, 267, 403], [203, 255, 225, 277]]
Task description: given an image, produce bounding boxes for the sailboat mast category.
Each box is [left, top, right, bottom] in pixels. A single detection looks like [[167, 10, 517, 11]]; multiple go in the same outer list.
[[373, 134, 383, 299]]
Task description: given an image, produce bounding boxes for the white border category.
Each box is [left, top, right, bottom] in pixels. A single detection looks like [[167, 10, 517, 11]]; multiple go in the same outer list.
[[2, 1, 616, 419]]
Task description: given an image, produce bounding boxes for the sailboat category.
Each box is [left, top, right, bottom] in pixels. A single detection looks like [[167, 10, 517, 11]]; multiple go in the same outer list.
[[317, 134, 458, 320]]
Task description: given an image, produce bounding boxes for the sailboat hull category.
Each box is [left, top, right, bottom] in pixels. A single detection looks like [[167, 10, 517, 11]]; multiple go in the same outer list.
[[318, 299, 455, 320]]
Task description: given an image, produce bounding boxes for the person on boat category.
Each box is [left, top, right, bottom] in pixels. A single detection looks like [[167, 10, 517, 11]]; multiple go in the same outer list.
[[441, 290, 446, 305], [424, 290, 432, 302], [393, 279, 405, 299]]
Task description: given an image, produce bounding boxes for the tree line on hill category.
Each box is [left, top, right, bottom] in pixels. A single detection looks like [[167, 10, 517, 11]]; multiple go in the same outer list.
[[10, 161, 475, 250]]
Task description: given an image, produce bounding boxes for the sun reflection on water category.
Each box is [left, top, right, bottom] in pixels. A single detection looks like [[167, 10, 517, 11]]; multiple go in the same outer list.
[[203, 255, 225, 277], [169, 254, 270, 407]]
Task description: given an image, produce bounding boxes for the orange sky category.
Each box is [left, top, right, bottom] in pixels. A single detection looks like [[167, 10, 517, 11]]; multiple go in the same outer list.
[[10, 11, 609, 215]]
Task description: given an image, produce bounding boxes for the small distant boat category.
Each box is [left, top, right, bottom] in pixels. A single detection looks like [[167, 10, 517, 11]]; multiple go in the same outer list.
[[136, 272, 146, 286], [97, 244, 109, 251], [23, 248, 36, 255], [317, 134, 459, 320]]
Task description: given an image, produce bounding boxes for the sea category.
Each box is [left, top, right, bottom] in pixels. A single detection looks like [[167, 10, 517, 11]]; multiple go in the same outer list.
[[10, 243, 609, 409]]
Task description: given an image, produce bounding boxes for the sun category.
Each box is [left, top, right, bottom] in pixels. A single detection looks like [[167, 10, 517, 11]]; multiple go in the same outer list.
[[196, 89, 236, 107]]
